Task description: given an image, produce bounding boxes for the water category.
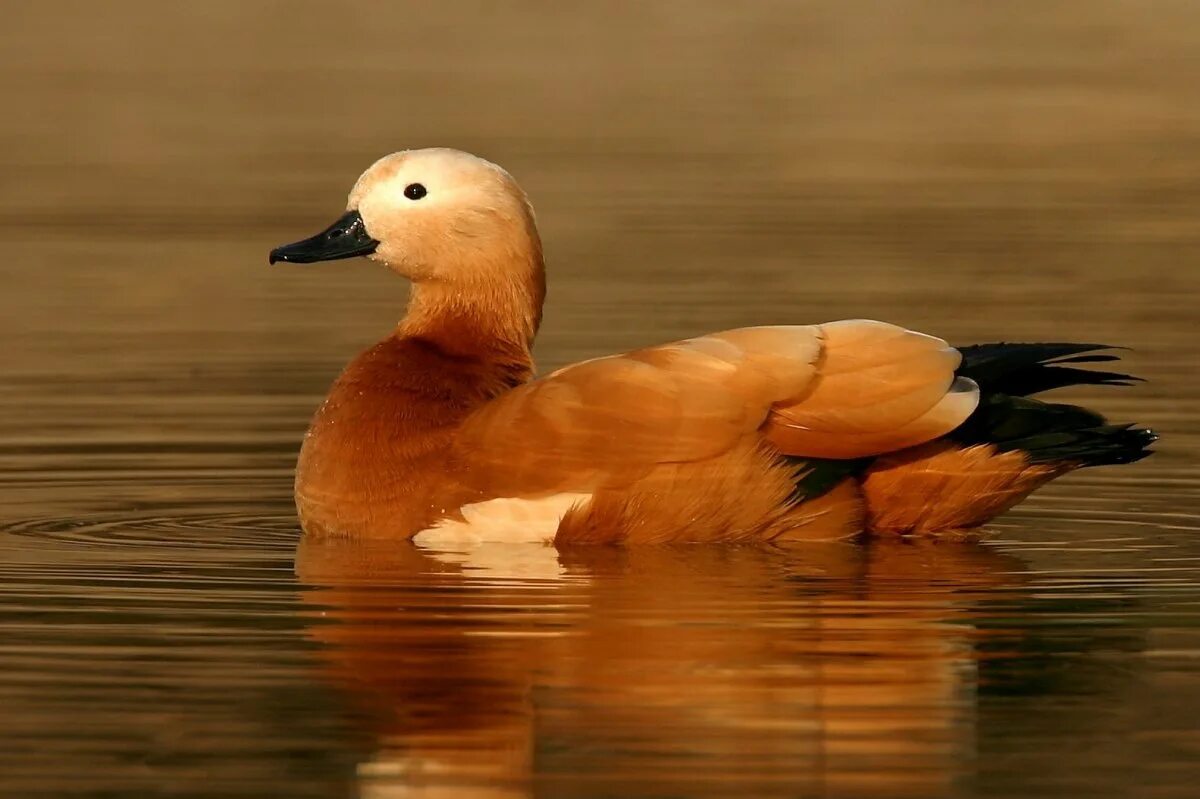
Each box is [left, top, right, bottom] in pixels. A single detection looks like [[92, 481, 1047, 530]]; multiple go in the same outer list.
[[2, 3, 1199, 797]]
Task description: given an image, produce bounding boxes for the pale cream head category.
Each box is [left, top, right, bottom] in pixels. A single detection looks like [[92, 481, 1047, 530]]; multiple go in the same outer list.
[[347, 148, 543, 285], [269, 148, 547, 349]]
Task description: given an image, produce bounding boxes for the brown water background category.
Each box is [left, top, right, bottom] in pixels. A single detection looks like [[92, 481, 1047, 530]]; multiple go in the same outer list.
[[2, 2, 1199, 797]]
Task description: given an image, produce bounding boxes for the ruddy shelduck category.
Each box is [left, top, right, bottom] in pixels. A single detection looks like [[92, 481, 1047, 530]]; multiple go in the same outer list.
[[269, 148, 1155, 544]]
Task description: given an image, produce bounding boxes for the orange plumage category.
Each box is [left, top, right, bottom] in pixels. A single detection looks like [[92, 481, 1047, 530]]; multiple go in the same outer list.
[[271, 148, 1154, 544]]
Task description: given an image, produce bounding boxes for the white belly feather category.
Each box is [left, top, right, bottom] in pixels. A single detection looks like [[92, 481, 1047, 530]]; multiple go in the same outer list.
[[412, 492, 592, 546]]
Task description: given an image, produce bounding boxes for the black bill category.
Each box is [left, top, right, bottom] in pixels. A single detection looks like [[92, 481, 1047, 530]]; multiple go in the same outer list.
[[269, 210, 379, 264]]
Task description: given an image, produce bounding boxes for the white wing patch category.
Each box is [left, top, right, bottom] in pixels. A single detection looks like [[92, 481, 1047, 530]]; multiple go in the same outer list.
[[412, 492, 592, 546]]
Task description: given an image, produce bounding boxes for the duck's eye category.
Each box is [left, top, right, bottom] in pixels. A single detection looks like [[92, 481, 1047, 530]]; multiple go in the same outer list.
[[403, 183, 427, 200]]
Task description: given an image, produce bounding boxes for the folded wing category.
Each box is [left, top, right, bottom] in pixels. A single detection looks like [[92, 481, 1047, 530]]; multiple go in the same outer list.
[[453, 319, 979, 493], [766, 320, 980, 458]]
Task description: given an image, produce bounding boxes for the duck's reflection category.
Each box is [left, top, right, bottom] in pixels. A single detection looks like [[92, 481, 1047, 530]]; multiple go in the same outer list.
[[296, 540, 1026, 799]]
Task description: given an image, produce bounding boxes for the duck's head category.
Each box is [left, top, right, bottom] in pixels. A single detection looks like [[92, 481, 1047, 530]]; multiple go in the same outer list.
[[269, 148, 543, 289]]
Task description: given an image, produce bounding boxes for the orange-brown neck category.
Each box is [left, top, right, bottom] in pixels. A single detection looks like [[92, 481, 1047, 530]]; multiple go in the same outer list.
[[398, 274, 543, 361]]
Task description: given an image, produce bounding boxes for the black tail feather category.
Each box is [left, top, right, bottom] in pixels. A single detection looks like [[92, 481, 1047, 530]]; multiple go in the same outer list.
[[952, 394, 1157, 466], [957, 342, 1142, 396], [953, 343, 1155, 467]]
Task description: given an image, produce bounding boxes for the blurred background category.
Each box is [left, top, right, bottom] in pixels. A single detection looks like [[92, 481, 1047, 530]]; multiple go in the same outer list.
[[1, 2, 1198, 798]]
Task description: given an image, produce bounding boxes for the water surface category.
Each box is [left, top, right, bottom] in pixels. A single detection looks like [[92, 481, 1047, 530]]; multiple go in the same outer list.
[[2, 3, 1199, 797]]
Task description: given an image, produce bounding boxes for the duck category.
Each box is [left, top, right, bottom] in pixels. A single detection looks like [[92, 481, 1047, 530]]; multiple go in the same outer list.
[[269, 148, 1155, 545]]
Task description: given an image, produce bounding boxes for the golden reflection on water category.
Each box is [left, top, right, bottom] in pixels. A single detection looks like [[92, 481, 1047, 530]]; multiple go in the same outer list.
[[298, 540, 1024, 798]]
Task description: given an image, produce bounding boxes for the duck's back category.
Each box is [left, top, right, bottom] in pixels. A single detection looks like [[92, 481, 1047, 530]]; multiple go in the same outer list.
[[450, 320, 971, 491]]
